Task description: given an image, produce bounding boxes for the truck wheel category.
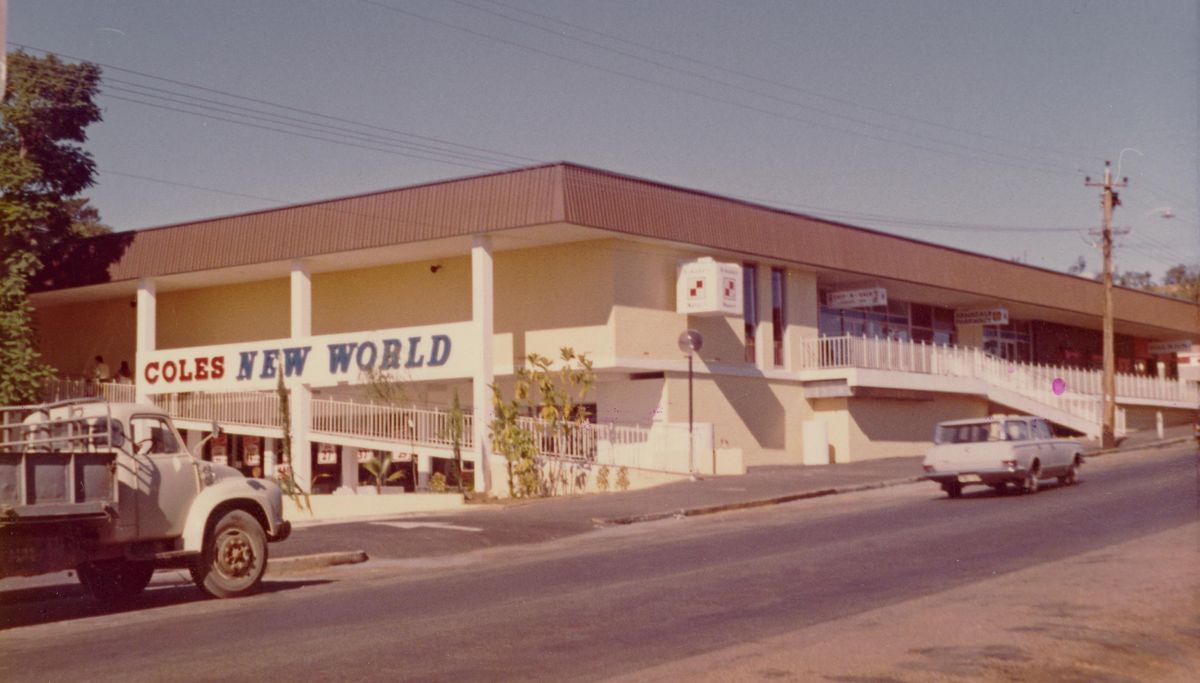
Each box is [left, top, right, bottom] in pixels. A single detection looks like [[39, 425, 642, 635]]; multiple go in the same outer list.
[[194, 509, 268, 599], [942, 482, 962, 499], [77, 559, 155, 604]]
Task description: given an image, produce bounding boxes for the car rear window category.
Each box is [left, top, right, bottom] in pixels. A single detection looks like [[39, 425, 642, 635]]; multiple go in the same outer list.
[[935, 422, 1002, 444]]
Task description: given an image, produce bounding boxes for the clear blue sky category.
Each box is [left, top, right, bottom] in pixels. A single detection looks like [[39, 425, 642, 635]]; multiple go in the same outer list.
[[9, 0, 1198, 279]]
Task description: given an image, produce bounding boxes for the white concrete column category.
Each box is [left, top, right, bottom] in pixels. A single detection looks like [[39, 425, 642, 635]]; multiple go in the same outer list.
[[264, 438, 277, 478], [290, 260, 312, 338], [135, 279, 157, 403], [472, 235, 495, 494], [289, 384, 313, 490], [289, 260, 313, 489], [417, 452, 432, 490], [338, 446, 358, 493]]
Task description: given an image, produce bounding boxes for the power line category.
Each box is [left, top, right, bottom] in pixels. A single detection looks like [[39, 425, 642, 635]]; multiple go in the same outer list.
[[350, 1, 1083, 178], [8, 42, 542, 167], [100, 93, 502, 171], [464, 0, 1100, 171], [101, 80, 518, 168]]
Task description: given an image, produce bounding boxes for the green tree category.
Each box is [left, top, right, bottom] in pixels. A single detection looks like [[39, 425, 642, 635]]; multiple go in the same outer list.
[[489, 348, 594, 498], [1, 51, 102, 404], [1160, 264, 1200, 304]]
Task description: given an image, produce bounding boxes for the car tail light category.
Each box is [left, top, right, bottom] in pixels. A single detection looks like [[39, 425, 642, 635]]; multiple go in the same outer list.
[[1002, 459, 1017, 471], [922, 465, 935, 473]]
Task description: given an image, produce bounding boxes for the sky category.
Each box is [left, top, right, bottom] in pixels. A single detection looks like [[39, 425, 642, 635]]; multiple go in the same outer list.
[[7, 0, 1199, 280]]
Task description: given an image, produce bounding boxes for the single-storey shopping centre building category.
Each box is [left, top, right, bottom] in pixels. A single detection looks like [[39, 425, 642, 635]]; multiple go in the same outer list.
[[30, 163, 1200, 496]]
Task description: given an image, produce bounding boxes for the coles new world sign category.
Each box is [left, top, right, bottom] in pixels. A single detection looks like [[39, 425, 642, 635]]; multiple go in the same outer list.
[[137, 322, 475, 394]]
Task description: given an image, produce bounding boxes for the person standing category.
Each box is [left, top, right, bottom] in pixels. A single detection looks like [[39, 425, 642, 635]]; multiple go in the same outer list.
[[92, 355, 110, 382], [115, 361, 133, 385]]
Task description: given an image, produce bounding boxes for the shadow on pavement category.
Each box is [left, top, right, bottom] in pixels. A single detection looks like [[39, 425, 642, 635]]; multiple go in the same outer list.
[[0, 579, 329, 631]]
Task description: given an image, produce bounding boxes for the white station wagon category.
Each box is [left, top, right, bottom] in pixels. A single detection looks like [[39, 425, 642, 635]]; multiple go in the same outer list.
[[922, 416, 1084, 498]]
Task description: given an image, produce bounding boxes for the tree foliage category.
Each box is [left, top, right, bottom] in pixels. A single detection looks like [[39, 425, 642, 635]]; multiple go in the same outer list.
[[489, 348, 594, 498], [1, 51, 103, 404]]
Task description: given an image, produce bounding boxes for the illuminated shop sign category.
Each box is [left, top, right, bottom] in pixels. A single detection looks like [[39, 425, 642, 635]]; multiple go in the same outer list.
[[954, 307, 1009, 326], [828, 287, 888, 309], [677, 258, 743, 317], [137, 322, 474, 394]]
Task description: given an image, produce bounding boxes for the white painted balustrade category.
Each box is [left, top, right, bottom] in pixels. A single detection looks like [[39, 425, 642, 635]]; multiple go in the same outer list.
[[310, 399, 474, 449], [798, 335, 1199, 406]]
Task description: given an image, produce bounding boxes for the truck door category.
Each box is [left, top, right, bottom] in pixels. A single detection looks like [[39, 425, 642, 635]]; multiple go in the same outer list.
[[130, 414, 199, 540]]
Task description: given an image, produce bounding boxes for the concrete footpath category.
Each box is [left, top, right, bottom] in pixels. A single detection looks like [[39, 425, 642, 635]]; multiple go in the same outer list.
[[2, 427, 1194, 605]]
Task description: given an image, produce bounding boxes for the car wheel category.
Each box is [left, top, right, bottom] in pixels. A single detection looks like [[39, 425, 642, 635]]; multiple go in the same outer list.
[[942, 482, 963, 498], [1019, 466, 1040, 495], [77, 559, 155, 604], [193, 509, 268, 599], [1058, 458, 1080, 486], [990, 483, 1007, 495]]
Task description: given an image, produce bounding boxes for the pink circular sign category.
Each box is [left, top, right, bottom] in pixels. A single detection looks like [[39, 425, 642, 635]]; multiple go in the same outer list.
[[1052, 378, 1066, 396]]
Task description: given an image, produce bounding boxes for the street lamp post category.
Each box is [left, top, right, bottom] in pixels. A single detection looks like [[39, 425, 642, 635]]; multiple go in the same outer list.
[[677, 330, 703, 480]]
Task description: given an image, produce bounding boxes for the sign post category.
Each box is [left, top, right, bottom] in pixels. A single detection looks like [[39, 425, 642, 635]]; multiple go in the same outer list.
[[677, 330, 703, 480]]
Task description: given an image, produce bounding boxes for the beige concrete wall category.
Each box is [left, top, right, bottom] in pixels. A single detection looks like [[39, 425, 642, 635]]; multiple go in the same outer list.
[[956, 324, 984, 349], [1122, 405, 1194, 431], [611, 242, 821, 369], [313, 256, 471, 334], [34, 297, 136, 377], [663, 373, 811, 467], [496, 240, 615, 365], [846, 394, 989, 460], [158, 278, 289, 349], [811, 398, 851, 464]]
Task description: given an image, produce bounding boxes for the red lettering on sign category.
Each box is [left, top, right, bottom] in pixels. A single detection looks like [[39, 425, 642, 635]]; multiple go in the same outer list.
[[179, 359, 194, 381], [195, 356, 209, 380], [144, 362, 159, 384], [211, 356, 225, 379], [162, 361, 178, 382]]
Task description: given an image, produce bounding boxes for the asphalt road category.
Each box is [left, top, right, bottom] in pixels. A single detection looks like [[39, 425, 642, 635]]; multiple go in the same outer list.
[[1, 445, 1196, 681]]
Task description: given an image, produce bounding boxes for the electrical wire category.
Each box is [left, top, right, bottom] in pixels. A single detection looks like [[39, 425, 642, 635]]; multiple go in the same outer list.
[[351, 1, 1083, 177]]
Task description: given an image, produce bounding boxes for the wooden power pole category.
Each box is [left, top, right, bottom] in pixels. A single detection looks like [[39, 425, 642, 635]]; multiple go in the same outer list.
[[1085, 161, 1128, 448]]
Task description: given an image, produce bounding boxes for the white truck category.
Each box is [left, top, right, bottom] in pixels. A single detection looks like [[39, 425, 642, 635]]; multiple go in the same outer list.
[[922, 415, 1084, 498], [1, 398, 290, 602]]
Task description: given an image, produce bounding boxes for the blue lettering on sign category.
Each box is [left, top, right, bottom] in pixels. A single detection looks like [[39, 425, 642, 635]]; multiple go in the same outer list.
[[328, 343, 358, 374], [355, 341, 378, 370], [237, 351, 258, 381], [260, 349, 280, 379], [380, 339, 403, 370], [405, 336, 425, 368], [428, 334, 452, 367], [283, 346, 311, 376]]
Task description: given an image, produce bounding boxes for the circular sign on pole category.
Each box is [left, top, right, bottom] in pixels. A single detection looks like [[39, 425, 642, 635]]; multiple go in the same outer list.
[[677, 329, 704, 355]]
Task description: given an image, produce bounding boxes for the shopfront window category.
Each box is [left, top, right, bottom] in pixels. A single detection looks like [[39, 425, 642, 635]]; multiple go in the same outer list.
[[983, 321, 1032, 362], [771, 268, 786, 366], [818, 294, 955, 346], [744, 264, 758, 363]]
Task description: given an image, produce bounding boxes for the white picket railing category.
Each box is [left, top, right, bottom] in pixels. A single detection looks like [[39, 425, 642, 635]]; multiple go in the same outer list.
[[152, 391, 281, 429], [310, 399, 474, 449], [42, 378, 137, 404], [798, 335, 1199, 405]]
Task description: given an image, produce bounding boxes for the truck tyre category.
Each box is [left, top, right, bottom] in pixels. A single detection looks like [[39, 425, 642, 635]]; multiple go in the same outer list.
[[194, 509, 268, 599], [77, 559, 155, 604], [942, 482, 962, 499]]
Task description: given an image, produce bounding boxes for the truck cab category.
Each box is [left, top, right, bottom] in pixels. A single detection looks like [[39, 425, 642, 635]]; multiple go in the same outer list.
[[1, 398, 291, 602]]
